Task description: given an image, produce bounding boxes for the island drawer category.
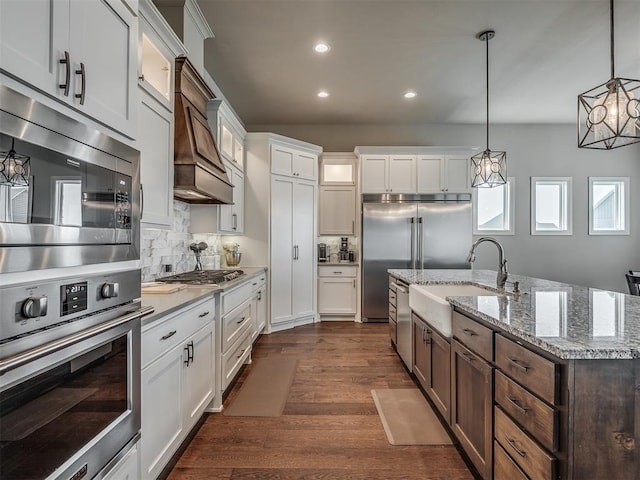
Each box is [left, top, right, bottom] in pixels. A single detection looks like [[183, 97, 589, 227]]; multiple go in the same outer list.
[[493, 441, 529, 480], [452, 311, 493, 361], [495, 407, 556, 480], [495, 334, 558, 405], [389, 303, 396, 321], [389, 288, 397, 306], [495, 371, 557, 452]]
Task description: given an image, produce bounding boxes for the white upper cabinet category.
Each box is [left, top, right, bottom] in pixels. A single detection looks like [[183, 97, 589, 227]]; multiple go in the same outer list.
[[360, 154, 416, 193], [417, 154, 471, 194], [138, 0, 186, 227], [319, 186, 356, 236], [190, 100, 246, 234], [358, 147, 474, 195], [271, 145, 318, 180], [0, 0, 138, 139], [320, 153, 356, 185], [209, 100, 246, 170]]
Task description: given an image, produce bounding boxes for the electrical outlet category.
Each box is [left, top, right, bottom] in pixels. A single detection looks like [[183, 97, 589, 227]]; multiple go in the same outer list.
[[162, 264, 173, 273]]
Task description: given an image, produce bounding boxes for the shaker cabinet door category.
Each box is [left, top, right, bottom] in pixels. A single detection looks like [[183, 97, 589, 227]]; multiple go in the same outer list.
[[0, 0, 69, 98], [270, 176, 295, 325]]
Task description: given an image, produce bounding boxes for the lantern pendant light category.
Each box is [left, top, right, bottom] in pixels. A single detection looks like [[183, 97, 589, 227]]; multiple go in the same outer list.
[[578, 0, 640, 149], [471, 30, 506, 188]]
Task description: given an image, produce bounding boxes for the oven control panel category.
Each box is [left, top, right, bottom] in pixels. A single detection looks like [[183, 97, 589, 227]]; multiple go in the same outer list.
[[61, 282, 88, 316], [0, 270, 141, 344]]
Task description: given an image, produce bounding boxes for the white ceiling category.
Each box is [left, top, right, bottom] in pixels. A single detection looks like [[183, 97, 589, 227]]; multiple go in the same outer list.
[[198, 0, 640, 126]]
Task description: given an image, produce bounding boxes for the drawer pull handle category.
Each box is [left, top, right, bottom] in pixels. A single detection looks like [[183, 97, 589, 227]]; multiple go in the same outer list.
[[333, 271, 343, 274], [236, 316, 247, 324], [461, 352, 475, 362], [59, 51, 71, 96], [198, 311, 210, 318], [506, 437, 527, 457], [252, 282, 257, 286], [462, 328, 477, 337], [161, 330, 177, 341], [236, 349, 246, 359], [508, 357, 529, 372], [506, 395, 529, 415]]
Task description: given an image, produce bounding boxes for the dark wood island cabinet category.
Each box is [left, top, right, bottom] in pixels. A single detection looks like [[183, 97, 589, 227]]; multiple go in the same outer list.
[[389, 269, 640, 480]]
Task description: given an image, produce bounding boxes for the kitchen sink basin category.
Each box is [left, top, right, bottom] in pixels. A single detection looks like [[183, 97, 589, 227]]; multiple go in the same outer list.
[[409, 284, 504, 338]]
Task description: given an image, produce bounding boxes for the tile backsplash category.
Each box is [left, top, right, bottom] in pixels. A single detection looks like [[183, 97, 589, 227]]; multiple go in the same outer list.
[[141, 200, 227, 281]]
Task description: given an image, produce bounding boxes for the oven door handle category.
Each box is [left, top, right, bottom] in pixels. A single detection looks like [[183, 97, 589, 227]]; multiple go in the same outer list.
[[0, 305, 154, 377]]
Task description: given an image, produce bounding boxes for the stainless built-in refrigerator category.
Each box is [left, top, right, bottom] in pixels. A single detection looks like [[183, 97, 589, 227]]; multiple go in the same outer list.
[[362, 194, 472, 323]]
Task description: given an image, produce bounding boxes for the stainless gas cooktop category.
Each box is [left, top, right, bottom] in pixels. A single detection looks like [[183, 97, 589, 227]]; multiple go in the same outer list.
[[156, 269, 244, 285]]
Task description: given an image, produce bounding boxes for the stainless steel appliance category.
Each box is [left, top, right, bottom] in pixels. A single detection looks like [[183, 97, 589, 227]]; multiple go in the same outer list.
[[391, 278, 411, 370], [339, 237, 349, 262], [0, 85, 140, 273], [362, 193, 472, 322], [0, 269, 152, 480], [157, 269, 244, 285], [318, 243, 328, 262]]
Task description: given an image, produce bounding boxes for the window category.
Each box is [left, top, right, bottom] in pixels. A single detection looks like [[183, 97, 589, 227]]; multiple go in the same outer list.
[[531, 177, 572, 235], [589, 177, 629, 235], [473, 177, 514, 235]]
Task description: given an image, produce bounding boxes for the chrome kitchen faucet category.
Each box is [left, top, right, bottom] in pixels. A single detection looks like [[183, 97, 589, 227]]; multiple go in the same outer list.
[[466, 237, 508, 289]]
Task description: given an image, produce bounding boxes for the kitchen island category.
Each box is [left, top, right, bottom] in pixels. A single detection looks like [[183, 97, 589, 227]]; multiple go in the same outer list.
[[389, 269, 639, 480]]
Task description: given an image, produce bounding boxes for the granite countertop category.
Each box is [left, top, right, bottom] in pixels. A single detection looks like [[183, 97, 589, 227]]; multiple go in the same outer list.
[[389, 269, 640, 360], [141, 267, 267, 326]]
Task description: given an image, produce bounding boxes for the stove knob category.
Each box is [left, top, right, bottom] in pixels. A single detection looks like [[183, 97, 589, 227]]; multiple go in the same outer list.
[[22, 296, 48, 319], [101, 282, 119, 299]]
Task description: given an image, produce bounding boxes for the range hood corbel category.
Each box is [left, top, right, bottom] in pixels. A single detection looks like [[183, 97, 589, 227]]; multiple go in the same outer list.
[[173, 56, 233, 204]]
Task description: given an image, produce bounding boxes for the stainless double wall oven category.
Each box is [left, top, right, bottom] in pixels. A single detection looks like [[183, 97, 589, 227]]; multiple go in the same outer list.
[[0, 85, 149, 480]]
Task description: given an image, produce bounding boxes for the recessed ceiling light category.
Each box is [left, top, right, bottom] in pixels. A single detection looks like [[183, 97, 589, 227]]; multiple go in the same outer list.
[[314, 43, 330, 53], [404, 91, 417, 99], [317, 90, 330, 98]]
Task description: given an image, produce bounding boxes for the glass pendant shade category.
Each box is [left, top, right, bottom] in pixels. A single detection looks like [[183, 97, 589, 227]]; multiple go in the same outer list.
[[578, 78, 640, 149], [0, 139, 31, 186], [471, 149, 506, 188]]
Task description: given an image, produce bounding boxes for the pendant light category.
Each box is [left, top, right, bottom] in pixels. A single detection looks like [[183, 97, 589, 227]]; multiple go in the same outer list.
[[471, 30, 506, 188], [578, 0, 640, 149], [0, 138, 31, 186]]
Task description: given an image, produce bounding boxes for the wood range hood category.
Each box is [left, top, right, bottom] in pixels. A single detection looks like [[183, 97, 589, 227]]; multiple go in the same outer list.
[[173, 56, 233, 204]]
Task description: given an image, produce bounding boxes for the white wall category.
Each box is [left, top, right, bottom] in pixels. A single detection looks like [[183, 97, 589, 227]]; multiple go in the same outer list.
[[248, 122, 640, 292]]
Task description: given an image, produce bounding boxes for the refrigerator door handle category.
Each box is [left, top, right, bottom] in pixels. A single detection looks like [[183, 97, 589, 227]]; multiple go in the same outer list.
[[410, 217, 416, 269], [417, 217, 424, 268]]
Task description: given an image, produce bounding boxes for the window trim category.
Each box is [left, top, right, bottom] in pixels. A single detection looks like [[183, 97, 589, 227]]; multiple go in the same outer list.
[[588, 176, 630, 235], [473, 176, 515, 235], [530, 177, 573, 236]]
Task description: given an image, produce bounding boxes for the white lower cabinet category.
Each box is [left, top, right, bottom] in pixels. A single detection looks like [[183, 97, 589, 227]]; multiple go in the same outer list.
[[141, 297, 215, 480], [318, 266, 358, 316], [251, 273, 267, 340], [102, 442, 139, 480]]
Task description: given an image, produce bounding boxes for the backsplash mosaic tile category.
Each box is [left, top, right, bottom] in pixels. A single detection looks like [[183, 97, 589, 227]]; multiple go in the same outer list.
[[141, 201, 224, 281]]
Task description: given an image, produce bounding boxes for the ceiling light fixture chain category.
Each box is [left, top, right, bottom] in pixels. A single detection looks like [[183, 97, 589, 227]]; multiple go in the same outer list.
[[577, 0, 640, 150], [471, 29, 506, 189]]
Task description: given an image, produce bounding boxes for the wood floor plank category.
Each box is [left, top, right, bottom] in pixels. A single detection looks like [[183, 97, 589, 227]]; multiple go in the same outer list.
[[166, 322, 474, 480]]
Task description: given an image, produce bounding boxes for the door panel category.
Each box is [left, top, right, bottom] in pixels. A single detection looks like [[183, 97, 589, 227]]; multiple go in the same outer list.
[[418, 202, 471, 268], [270, 176, 294, 324], [293, 180, 316, 318], [362, 202, 415, 321]]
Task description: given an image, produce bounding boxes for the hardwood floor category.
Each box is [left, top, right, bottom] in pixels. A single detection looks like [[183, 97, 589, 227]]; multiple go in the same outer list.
[[167, 322, 474, 480]]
